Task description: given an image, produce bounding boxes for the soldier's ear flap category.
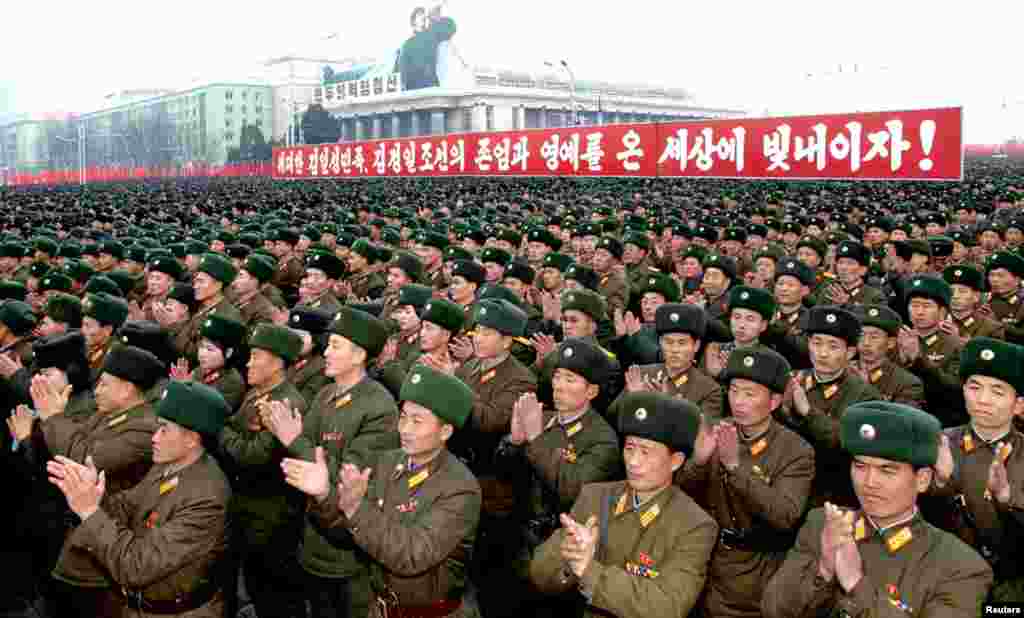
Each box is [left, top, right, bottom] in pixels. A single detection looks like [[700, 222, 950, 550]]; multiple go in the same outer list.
[[670, 451, 685, 473], [914, 466, 933, 494], [584, 383, 600, 402], [439, 423, 454, 442]]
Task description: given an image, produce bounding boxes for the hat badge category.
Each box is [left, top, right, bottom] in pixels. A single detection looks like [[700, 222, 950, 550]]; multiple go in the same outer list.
[[43, 279, 49, 286], [740, 291, 749, 300], [161, 389, 168, 400], [649, 278, 656, 285], [334, 312, 342, 322], [564, 347, 574, 358], [869, 308, 878, 317], [981, 349, 995, 361], [153, 259, 160, 266], [859, 423, 877, 440], [634, 407, 648, 421], [955, 269, 962, 277], [567, 294, 575, 303], [480, 307, 487, 315], [743, 355, 755, 367], [204, 319, 212, 328], [425, 302, 432, 312], [122, 335, 129, 343], [787, 261, 795, 268], [710, 255, 718, 262], [841, 246, 848, 253], [411, 373, 422, 384], [826, 313, 837, 323], [670, 313, 679, 322], [292, 315, 300, 323], [913, 279, 921, 287]]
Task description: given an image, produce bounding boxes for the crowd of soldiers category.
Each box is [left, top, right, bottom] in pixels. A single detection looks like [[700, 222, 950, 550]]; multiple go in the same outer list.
[[1, 158, 1023, 618]]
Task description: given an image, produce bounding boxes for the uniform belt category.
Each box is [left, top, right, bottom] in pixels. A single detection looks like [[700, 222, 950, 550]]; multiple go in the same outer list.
[[116, 581, 219, 615]]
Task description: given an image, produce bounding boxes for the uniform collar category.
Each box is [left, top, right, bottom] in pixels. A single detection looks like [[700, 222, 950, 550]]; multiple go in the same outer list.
[[479, 352, 509, 374]]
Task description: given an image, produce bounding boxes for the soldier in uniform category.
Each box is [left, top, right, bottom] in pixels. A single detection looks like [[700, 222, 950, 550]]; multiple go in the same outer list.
[[701, 254, 738, 325], [593, 236, 630, 317], [173, 315, 247, 412], [379, 297, 465, 396], [763, 402, 992, 618], [219, 323, 308, 618], [286, 307, 334, 405], [47, 380, 233, 618], [944, 264, 1006, 341], [622, 230, 660, 293], [180, 253, 243, 363], [38, 291, 82, 338], [614, 303, 723, 421], [283, 364, 482, 618], [415, 231, 451, 293], [81, 292, 129, 385], [377, 252, 423, 325], [897, 275, 966, 426], [703, 285, 775, 379], [156, 282, 199, 357], [267, 306, 399, 618], [778, 306, 881, 507], [851, 304, 925, 408], [817, 240, 885, 307], [298, 251, 345, 312], [449, 259, 486, 320], [610, 271, 679, 369], [37, 345, 165, 616], [232, 254, 278, 330], [0, 300, 38, 373], [930, 337, 1024, 601], [138, 254, 183, 322], [495, 338, 621, 618], [764, 258, 814, 370], [345, 239, 388, 301], [679, 347, 815, 618], [270, 228, 305, 305], [984, 251, 1024, 343], [529, 391, 717, 618]]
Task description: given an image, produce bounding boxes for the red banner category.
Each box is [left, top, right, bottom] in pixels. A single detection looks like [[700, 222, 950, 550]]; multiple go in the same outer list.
[[273, 107, 962, 181], [4, 162, 273, 186]]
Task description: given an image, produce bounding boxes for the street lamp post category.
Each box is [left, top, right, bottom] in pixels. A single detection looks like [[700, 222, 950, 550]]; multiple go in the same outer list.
[[545, 59, 578, 126], [55, 123, 86, 185]]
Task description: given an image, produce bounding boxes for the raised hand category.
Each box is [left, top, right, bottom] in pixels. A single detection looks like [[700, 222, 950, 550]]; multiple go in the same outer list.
[[337, 463, 373, 518], [282, 446, 331, 501]]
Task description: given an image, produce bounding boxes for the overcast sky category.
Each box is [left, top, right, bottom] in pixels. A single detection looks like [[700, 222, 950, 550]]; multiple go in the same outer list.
[[2, 0, 1020, 141]]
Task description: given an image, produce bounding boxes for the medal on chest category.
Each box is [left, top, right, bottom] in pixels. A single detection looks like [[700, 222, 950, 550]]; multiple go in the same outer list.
[[407, 468, 430, 490], [561, 443, 578, 463], [159, 476, 179, 495], [335, 393, 352, 409], [885, 527, 913, 553], [823, 384, 839, 400], [480, 368, 497, 384]]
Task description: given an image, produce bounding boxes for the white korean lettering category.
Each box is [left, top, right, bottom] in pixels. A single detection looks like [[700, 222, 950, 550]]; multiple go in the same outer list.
[[403, 141, 417, 173], [318, 147, 330, 176], [375, 143, 389, 175], [763, 125, 792, 172], [475, 137, 494, 172], [352, 146, 366, 175], [435, 141, 450, 172], [794, 123, 828, 171], [581, 132, 605, 172], [388, 143, 402, 174], [493, 137, 511, 172], [863, 120, 912, 172], [340, 147, 352, 175], [828, 122, 863, 172], [419, 142, 436, 172], [329, 145, 342, 175], [449, 139, 466, 172], [615, 129, 643, 172], [511, 136, 530, 172]]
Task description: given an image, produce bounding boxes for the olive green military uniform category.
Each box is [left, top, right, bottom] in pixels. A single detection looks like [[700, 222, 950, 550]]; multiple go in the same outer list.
[[310, 449, 482, 618], [236, 291, 277, 330], [219, 379, 308, 618], [902, 330, 965, 426], [261, 282, 288, 309], [930, 425, 1024, 600], [44, 403, 158, 587], [989, 289, 1024, 328], [425, 265, 450, 292], [273, 254, 304, 292], [288, 354, 331, 407], [861, 359, 926, 408], [610, 364, 724, 422], [67, 453, 232, 618], [85, 340, 115, 385], [764, 307, 811, 370], [625, 256, 659, 294], [954, 311, 1007, 340], [530, 481, 718, 618], [816, 281, 885, 307], [298, 289, 343, 314], [777, 370, 881, 507], [349, 270, 387, 300], [180, 298, 243, 363], [452, 353, 538, 515], [286, 376, 399, 615], [191, 367, 246, 413], [678, 420, 815, 618], [762, 508, 992, 618], [598, 270, 630, 317]]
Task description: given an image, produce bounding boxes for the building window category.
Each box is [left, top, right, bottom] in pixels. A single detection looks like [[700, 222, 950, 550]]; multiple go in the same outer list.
[[225, 90, 233, 100], [225, 118, 232, 127], [241, 105, 246, 114], [255, 106, 263, 114], [256, 118, 263, 127], [242, 91, 247, 99], [225, 105, 233, 114]]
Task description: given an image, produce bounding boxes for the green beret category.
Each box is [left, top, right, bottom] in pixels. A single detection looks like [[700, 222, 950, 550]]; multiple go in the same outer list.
[[554, 339, 611, 386], [841, 401, 940, 467], [272, 228, 300, 245], [985, 251, 1024, 279], [597, 236, 624, 260], [0, 300, 37, 336], [928, 236, 954, 258], [722, 227, 747, 243], [45, 293, 82, 328], [859, 304, 902, 336], [445, 246, 474, 262], [638, 272, 681, 303], [622, 230, 650, 251], [702, 254, 738, 280], [421, 298, 465, 333], [959, 337, 1024, 395], [392, 252, 424, 282], [905, 239, 932, 258], [835, 240, 871, 266], [542, 252, 574, 273], [83, 293, 130, 328], [84, 275, 123, 298], [329, 306, 389, 359], [0, 281, 28, 302], [906, 275, 951, 308], [397, 284, 433, 309], [289, 307, 333, 334], [117, 320, 176, 366], [654, 304, 706, 339], [249, 323, 303, 363], [351, 238, 376, 261], [63, 259, 95, 284], [158, 380, 229, 437], [504, 262, 535, 285], [33, 237, 58, 256], [185, 240, 208, 256], [226, 244, 250, 260], [199, 315, 247, 357], [306, 251, 346, 280], [720, 347, 791, 393], [59, 243, 82, 259], [753, 245, 784, 264], [242, 254, 276, 283], [617, 392, 700, 456], [480, 247, 511, 266], [417, 231, 449, 251], [683, 245, 708, 263], [796, 236, 827, 259], [805, 306, 861, 345], [478, 284, 523, 308], [39, 272, 74, 293], [526, 228, 561, 251], [476, 299, 527, 337], [99, 241, 125, 259], [565, 264, 599, 291], [105, 270, 139, 297], [400, 364, 473, 429], [0, 242, 26, 258], [729, 286, 775, 321], [561, 288, 607, 323], [30, 261, 50, 279], [451, 260, 486, 286], [33, 331, 86, 371], [198, 252, 238, 285], [102, 344, 164, 390], [943, 265, 984, 292]]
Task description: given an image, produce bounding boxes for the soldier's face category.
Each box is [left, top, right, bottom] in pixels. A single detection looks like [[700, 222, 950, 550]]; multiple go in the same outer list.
[[472, 326, 507, 360], [755, 258, 775, 285], [526, 242, 548, 264], [393, 305, 421, 333], [730, 308, 767, 346], [193, 272, 221, 302], [324, 335, 366, 378], [247, 348, 283, 387], [398, 401, 450, 463], [950, 284, 979, 314], [81, 317, 111, 350], [592, 249, 613, 273], [835, 258, 866, 287], [419, 322, 451, 354], [38, 367, 69, 393], [809, 334, 850, 375], [963, 375, 1024, 433], [701, 269, 728, 298], [560, 310, 595, 339], [36, 315, 65, 338], [387, 268, 410, 292], [908, 298, 943, 332], [988, 269, 1018, 297], [551, 368, 597, 413], [857, 326, 891, 365], [501, 278, 526, 300], [728, 378, 778, 431], [851, 456, 930, 526], [540, 268, 562, 292], [484, 263, 504, 284], [301, 269, 331, 297], [232, 270, 260, 296], [623, 436, 682, 495], [640, 292, 664, 324], [682, 258, 702, 279], [152, 419, 197, 465], [622, 244, 644, 266], [796, 247, 821, 270], [95, 373, 136, 414], [660, 333, 697, 373], [198, 339, 226, 372]]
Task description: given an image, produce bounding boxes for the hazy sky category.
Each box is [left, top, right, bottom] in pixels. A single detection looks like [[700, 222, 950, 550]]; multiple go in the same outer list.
[[2, 0, 1020, 141]]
